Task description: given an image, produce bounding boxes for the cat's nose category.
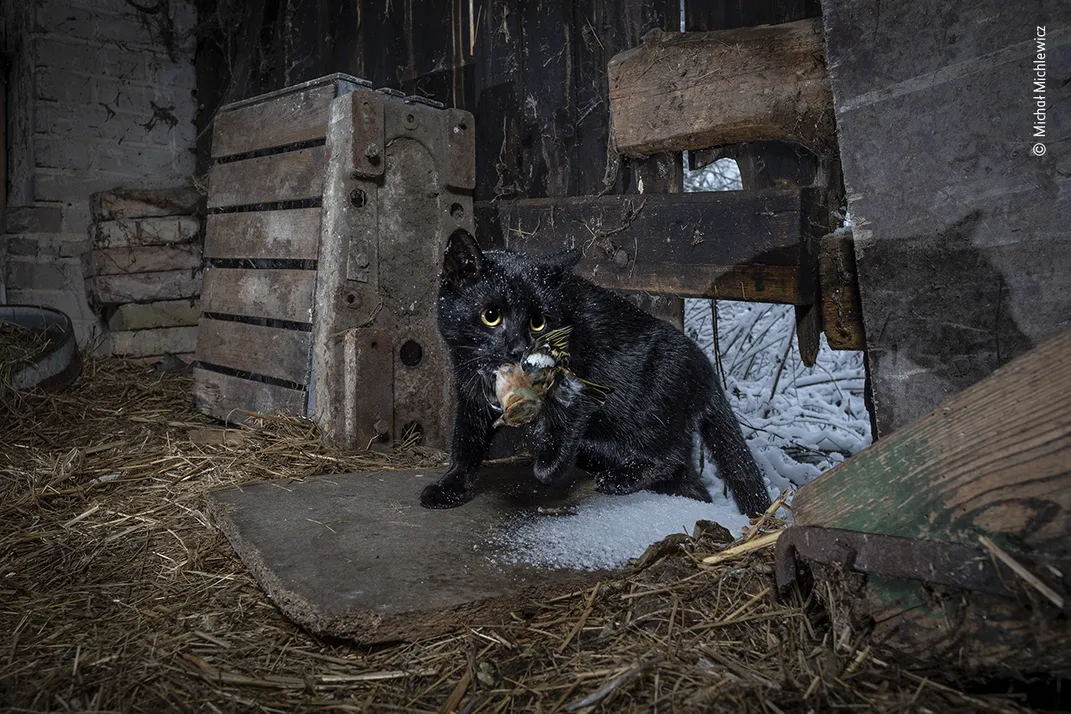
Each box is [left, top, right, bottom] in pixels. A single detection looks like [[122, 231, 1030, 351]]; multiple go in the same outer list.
[[507, 338, 527, 360]]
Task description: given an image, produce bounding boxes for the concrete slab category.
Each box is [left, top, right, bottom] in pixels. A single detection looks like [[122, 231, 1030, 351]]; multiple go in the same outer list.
[[205, 463, 602, 644]]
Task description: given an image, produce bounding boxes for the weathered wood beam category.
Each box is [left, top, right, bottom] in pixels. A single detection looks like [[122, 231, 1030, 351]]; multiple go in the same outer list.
[[818, 230, 865, 350], [608, 18, 835, 157], [792, 328, 1071, 676], [106, 299, 200, 331], [478, 188, 824, 305], [793, 328, 1071, 555], [211, 74, 369, 159]]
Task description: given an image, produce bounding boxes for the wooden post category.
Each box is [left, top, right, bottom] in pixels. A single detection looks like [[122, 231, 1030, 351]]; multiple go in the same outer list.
[[608, 19, 835, 158]]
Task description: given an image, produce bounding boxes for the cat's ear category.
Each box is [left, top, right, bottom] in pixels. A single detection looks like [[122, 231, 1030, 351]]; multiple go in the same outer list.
[[442, 228, 484, 287], [543, 248, 582, 276]]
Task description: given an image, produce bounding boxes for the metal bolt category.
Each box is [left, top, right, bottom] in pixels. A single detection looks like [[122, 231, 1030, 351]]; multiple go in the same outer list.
[[613, 249, 629, 268], [349, 188, 367, 208], [373, 419, 389, 436], [364, 144, 380, 164], [353, 252, 370, 269]]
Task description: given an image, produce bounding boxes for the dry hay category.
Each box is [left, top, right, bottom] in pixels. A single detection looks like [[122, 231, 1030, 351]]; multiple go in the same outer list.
[[0, 357, 1039, 713], [0, 323, 53, 390]]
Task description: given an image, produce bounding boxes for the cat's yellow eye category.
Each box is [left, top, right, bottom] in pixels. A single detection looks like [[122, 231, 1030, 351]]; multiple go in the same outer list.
[[529, 314, 547, 332], [481, 307, 502, 327]]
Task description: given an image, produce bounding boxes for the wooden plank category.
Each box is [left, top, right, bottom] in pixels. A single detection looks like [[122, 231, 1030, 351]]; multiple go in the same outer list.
[[90, 245, 202, 276], [472, 0, 523, 202], [570, 1, 683, 328], [102, 326, 198, 357], [213, 83, 333, 158], [360, 0, 408, 88], [485, 189, 812, 304], [793, 328, 1071, 557], [519, 0, 577, 197], [401, 0, 456, 103], [200, 268, 315, 323], [96, 185, 201, 221], [856, 577, 1071, 677], [684, 0, 817, 33], [824, 0, 1071, 436], [195, 317, 311, 385], [107, 299, 200, 331], [192, 367, 307, 423], [207, 145, 326, 209], [204, 209, 322, 260], [818, 230, 865, 350], [624, 153, 685, 326], [89, 269, 202, 304], [794, 330, 1071, 678], [94, 216, 201, 249], [212, 74, 367, 157], [607, 19, 835, 157]]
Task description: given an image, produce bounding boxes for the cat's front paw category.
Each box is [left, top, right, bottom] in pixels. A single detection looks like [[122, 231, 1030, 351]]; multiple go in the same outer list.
[[420, 480, 474, 509]]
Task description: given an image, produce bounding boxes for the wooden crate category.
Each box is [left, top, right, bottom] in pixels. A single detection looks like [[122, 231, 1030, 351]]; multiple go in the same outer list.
[[194, 74, 475, 451]]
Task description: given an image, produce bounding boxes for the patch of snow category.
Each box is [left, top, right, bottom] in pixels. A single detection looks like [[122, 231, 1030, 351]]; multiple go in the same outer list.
[[686, 299, 872, 495], [490, 488, 750, 571]]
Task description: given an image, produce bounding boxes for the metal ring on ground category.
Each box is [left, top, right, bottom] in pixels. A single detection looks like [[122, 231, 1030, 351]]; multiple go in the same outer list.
[[0, 305, 83, 391]]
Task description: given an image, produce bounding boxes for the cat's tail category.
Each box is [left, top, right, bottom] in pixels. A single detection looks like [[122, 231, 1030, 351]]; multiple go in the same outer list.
[[699, 390, 772, 517]]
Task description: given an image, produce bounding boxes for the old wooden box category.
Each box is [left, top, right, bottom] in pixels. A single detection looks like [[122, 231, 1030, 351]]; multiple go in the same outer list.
[[194, 74, 475, 450]]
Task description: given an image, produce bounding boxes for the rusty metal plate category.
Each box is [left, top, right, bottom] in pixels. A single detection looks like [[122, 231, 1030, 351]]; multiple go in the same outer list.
[[346, 328, 394, 451], [446, 108, 476, 191], [775, 525, 1071, 602], [350, 90, 385, 179], [314, 83, 474, 451]]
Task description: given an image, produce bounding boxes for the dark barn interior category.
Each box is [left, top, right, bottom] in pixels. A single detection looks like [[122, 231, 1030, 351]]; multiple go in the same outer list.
[[1, 0, 1069, 711]]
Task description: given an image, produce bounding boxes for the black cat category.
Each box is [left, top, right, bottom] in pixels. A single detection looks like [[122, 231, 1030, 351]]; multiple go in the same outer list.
[[419, 228, 772, 517]]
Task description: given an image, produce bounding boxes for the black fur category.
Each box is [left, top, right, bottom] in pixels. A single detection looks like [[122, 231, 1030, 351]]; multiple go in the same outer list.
[[420, 229, 772, 516]]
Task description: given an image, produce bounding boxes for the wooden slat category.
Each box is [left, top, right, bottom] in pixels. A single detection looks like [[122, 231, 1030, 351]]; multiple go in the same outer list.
[[473, 0, 523, 202], [818, 230, 865, 350], [90, 245, 202, 276], [94, 216, 201, 249], [196, 318, 311, 385], [89, 269, 202, 304], [210, 74, 367, 158], [608, 19, 835, 157], [192, 367, 307, 423], [204, 209, 321, 261], [207, 145, 326, 209], [519, 0, 577, 197], [212, 83, 337, 158], [482, 189, 812, 304], [107, 300, 200, 331], [793, 328, 1071, 557], [103, 326, 198, 357], [200, 268, 316, 323]]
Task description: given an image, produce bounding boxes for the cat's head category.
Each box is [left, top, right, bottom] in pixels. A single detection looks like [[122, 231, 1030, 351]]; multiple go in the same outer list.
[[437, 228, 581, 373]]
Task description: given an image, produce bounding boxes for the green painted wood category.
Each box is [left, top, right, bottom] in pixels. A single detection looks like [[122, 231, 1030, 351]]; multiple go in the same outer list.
[[792, 329, 1071, 558]]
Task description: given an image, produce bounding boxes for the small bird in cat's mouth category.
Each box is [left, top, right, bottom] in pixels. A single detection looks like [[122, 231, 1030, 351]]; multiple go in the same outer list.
[[491, 326, 611, 428]]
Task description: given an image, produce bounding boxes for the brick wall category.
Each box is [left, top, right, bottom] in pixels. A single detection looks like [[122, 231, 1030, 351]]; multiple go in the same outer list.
[[2, 0, 197, 344]]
